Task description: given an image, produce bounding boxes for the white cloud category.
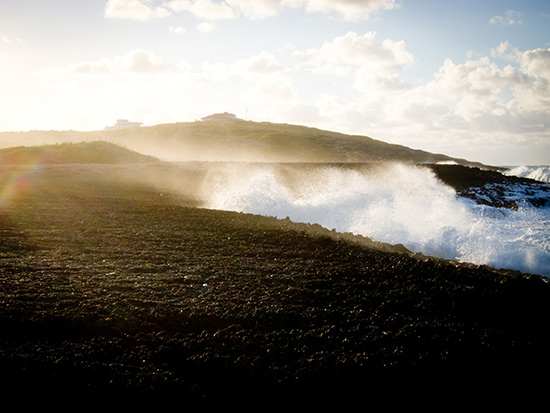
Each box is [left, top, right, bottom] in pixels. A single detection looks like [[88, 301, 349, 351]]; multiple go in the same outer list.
[[71, 58, 113, 75], [118, 49, 170, 73], [376, 54, 535, 135], [203, 51, 286, 80], [286, 0, 401, 21], [197, 22, 216, 32], [514, 48, 550, 114], [104, 0, 399, 21], [201, 51, 295, 105], [275, 41, 550, 164], [434, 57, 525, 98], [297, 32, 413, 71], [423, 50, 550, 136], [104, 0, 171, 21], [520, 48, 550, 80], [491, 41, 521, 61], [170, 26, 187, 34], [165, 0, 235, 20], [38, 49, 170, 77], [354, 70, 410, 92], [235, 51, 286, 77], [487, 45, 550, 113], [489, 10, 524, 25], [226, 0, 280, 19], [295, 31, 413, 92]]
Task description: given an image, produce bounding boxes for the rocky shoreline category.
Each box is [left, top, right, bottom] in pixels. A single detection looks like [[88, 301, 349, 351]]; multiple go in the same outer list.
[[1, 163, 550, 404], [428, 163, 550, 209]]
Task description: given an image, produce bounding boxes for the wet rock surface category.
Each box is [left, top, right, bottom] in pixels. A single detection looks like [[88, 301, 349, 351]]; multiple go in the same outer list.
[[428, 163, 550, 209], [1, 164, 550, 403]]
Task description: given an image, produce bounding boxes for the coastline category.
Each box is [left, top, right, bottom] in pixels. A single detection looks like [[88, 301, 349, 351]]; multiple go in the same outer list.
[[1, 163, 550, 401]]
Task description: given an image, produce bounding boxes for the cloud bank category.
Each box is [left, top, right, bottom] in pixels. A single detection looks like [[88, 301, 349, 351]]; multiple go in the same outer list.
[[104, 0, 401, 21], [104, 0, 171, 21], [36, 31, 550, 163], [21, 2, 549, 164]]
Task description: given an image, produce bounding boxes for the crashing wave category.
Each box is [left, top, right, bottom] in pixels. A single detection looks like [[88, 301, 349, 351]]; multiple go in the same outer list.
[[201, 162, 550, 277], [506, 165, 550, 183]]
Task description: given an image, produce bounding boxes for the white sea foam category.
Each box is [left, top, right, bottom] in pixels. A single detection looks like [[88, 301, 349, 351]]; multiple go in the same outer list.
[[203, 163, 550, 277], [506, 165, 550, 183]]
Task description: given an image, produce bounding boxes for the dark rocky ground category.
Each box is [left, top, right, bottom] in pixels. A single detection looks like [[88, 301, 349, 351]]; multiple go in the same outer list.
[[1, 163, 550, 405]]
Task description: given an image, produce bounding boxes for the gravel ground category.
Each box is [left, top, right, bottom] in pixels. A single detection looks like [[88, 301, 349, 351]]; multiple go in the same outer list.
[[1, 163, 550, 405]]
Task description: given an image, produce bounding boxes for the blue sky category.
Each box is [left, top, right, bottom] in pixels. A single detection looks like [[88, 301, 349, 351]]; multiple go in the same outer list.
[[1, 0, 549, 165]]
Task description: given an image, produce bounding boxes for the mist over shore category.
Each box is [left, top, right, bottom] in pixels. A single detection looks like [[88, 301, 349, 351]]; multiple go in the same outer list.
[[1, 124, 548, 277], [2, 138, 550, 401]]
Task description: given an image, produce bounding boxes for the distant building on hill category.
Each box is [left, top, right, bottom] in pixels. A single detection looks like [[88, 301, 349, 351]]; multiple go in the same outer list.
[[105, 119, 143, 130], [200, 112, 237, 122]]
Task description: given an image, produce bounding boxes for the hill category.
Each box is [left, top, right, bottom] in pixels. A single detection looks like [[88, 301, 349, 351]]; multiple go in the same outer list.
[[0, 120, 493, 168], [0, 141, 158, 164]]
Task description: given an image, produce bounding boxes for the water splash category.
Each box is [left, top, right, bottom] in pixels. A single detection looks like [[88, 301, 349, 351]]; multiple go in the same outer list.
[[203, 162, 550, 276], [506, 165, 550, 183]]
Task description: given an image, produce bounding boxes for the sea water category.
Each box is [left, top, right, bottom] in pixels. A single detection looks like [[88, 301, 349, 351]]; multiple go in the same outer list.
[[203, 163, 550, 277]]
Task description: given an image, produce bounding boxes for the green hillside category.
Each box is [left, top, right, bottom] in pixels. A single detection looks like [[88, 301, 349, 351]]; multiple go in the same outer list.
[[0, 141, 158, 164], [0, 119, 491, 168], [105, 119, 488, 166]]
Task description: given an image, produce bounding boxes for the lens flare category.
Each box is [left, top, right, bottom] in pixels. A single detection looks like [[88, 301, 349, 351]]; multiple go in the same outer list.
[[0, 164, 41, 210]]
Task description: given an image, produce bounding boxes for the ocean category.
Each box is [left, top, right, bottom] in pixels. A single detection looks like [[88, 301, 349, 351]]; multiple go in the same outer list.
[[202, 163, 550, 278]]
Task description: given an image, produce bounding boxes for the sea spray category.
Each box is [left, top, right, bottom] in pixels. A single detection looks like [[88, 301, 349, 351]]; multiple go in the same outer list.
[[457, 203, 550, 276], [203, 162, 550, 276], [506, 165, 550, 183]]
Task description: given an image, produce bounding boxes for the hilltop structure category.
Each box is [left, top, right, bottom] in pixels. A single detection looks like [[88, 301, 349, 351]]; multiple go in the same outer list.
[[105, 119, 143, 131], [201, 112, 237, 121]]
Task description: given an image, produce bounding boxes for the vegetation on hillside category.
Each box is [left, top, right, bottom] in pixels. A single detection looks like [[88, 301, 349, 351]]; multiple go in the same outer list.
[[0, 141, 158, 164], [107, 119, 486, 165], [1, 120, 492, 167]]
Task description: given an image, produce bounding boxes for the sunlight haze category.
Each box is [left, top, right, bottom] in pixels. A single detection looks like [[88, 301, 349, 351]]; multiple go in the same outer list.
[[0, 0, 549, 165]]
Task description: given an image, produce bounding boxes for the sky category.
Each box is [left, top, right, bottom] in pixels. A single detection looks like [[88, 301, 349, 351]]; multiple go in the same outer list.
[[0, 0, 549, 165]]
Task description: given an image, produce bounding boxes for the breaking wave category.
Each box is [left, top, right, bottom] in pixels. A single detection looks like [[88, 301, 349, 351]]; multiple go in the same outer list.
[[506, 165, 550, 183], [203, 162, 550, 277]]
